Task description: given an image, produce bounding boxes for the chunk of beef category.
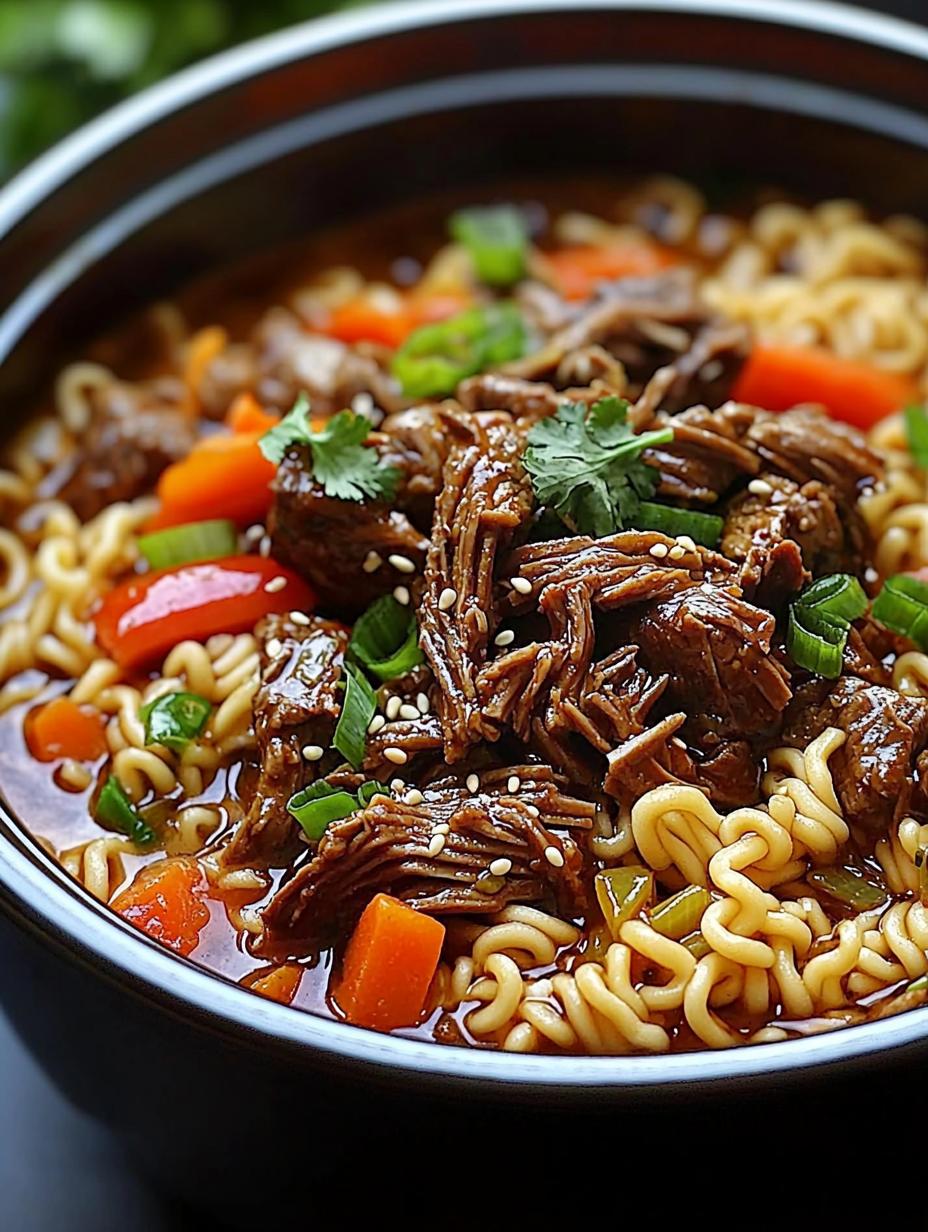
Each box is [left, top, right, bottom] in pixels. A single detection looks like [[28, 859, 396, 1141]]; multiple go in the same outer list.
[[643, 403, 761, 506], [419, 421, 534, 762], [783, 676, 928, 830], [54, 378, 195, 520], [457, 370, 618, 424], [743, 406, 882, 505], [260, 765, 594, 952], [224, 614, 348, 866], [269, 443, 429, 617]]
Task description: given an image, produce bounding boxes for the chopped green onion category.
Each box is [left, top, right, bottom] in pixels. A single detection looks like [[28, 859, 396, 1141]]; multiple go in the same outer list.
[[908, 973, 928, 994], [808, 865, 887, 910], [450, 205, 528, 286], [787, 605, 847, 679], [681, 931, 712, 959], [137, 519, 237, 570], [796, 573, 868, 625], [391, 303, 527, 399], [139, 692, 211, 752], [357, 780, 390, 807], [905, 404, 928, 468], [95, 776, 155, 846], [333, 661, 376, 769], [872, 573, 928, 649], [594, 866, 653, 941], [287, 780, 360, 841], [648, 885, 712, 940], [349, 595, 423, 682], [631, 501, 724, 548]]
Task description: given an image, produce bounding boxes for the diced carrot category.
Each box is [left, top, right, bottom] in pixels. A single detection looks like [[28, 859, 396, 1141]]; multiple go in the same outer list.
[[247, 964, 304, 1006], [148, 430, 276, 530], [407, 292, 473, 326], [324, 298, 414, 349], [184, 325, 228, 398], [336, 893, 445, 1031], [732, 343, 918, 429], [28, 697, 107, 762], [544, 241, 681, 300], [111, 857, 210, 957], [225, 391, 280, 435]]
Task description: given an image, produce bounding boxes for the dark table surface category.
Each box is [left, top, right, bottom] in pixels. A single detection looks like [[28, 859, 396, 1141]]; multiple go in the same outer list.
[[2, 2, 926, 1227]]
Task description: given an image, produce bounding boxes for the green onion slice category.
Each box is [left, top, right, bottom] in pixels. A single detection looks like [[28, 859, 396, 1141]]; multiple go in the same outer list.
[[391, 302, 527, 399], [594, 866, 653, 941], [450, 205, 528, 286], [333, 662, 376, 769], [648, 885, 712, 940], [787, 605, 847, 679], [807, 865, 887, 911], [140, 692, 212, 752], [349, 595, 423, 682], [631, 501, 724, 548], [797, 573, 868, 625], [287, 781, 361, 841], [905, 404, 928, 469], [872, 573, 928, 649], [137, 519, 237, 570], [95, 776, 155, 846]]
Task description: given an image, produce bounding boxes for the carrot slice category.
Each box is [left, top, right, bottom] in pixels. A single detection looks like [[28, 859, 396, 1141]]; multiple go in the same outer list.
[[732, 343, 918, 429], [247, 964, 304, 1006], [148, 430, 276, 530], [225, 392, 280, 435], [111, 857, 210, 957], [544, 242, 681, 300], [324, 298, 414, 348], [336, 893, 445, 1031], [28, 697, 107, 762]]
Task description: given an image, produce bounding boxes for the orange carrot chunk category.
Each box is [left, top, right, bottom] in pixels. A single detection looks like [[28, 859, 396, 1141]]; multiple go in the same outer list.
[[225, 392, 280, 435], [29, 697, 107, 762], [337, 893, 445, 1031], [544, 241, 681, 300], [148, 430, 277, 530], [111, 857, 210, 957], [732, 343, 918, 429]]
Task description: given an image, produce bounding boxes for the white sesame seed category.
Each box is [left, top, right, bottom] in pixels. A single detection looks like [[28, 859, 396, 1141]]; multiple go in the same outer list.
[[507, 775, 521, 793], [676, 535, 697, 553], [351, 391, 375, 416], [748, 478, 774, 496], [362, 551, 383, 574], [290, 610, 310, 625], [494, 629, 515, 647], [259, 535, 271, 557], [438, 586, 457, 611], [302, 744, 324, 762], [544, 845, 565, 868], [265, 637, 283, 658], [510, 576, 532, 595], [405, 789, 424, 806], [466, 773, 479, 794], [390, 778, 405, 793], [416, 692, 430, 714], [384, 747, 408, 765], [388, 554, 417, 574], [865, 566, 879, 585], [245, 524, 265, 544], [672, 736, 687, 749], [649, 543, 669, 559], [668, 545, 686, 561], [368, 714, 386, 734], [434, 823, 450, 835], [427, 834, 446, 857], [526, 805, 540, 818], [399, 703, 420, 721], [394, 585, 410, 606], [264, 575, 287, 594], [385, 696, 402, 720], [489, 857, 512, 877]]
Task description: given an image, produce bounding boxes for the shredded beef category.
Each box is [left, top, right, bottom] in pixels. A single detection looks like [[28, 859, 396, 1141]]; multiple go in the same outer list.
[[224, 614, 347, 866], [260, 766, 595, 951]]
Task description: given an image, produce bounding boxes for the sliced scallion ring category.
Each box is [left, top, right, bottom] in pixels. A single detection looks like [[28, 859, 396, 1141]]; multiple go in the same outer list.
[[349, 595, 423, 682], [786, 605, 848, 679], [631, 501, 724, 548], [391, 303, 527, 398], [450, 205, 528, 286], [872, 573, 928, 649], [137, 519, 238, 570], [95, 776, 155, 846], [333, 661, 376, 769], [796, 573, 868, 625], [139, 692, 212, 752], [286, 781, 361, 841]]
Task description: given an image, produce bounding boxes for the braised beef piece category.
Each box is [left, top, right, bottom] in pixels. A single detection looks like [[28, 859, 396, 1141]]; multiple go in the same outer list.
[[783, 676, 928, 830], [54, 378, 195, 520], [224, 614, 348, 866], [643, 403, 761, 506], [419, 421, 534, 762], [260, 766, 594, 952], [744, 405, 881, 505]]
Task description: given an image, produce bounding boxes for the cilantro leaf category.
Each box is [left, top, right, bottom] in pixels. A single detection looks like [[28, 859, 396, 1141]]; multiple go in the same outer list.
[[523, 396, 674, 537], [259, 395, 400, 504]]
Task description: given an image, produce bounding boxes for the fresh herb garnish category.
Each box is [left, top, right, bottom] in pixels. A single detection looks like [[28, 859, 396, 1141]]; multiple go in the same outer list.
[[349, 595, 423, 682], [259, 395, 399, 503], [905, 404, 928, 469], [523, 396, 674, 537]]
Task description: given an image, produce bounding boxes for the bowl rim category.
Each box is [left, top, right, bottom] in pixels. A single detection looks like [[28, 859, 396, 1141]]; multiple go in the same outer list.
[[3, 0, 928, 1092]]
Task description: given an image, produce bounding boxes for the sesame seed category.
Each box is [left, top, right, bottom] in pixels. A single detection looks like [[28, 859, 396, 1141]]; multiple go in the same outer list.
[[368, 714, 386, 734], [362, 551, 383, 574], [264, 575, 287, 594], [302, 744, 324, 762], [510, 576, 532, 595], [399, 703, 420, 721], [544, 845, 565, 868], [438, 586, 457, 611], [290, 610, 310, 626], [405, 789, 424, 806], [489, 857, 512, 877], [434, 823, 450, 835], [668, 545, 686, 561], [265, 637, 283, 658], [672, 736, 687, 749], [385, 696, 401, 720], [865, 566, 879, 585], [388, 554, 416, 574], [394, 585, 410, 606], [494, 629, 515, 647], [351, 391, 375, 416], [649, 543, 669, 559], [427, 834, 446, 857], [507, 775, 521, 793], [259, 535, 272, 557], [526, 805, 540, 818], [245, 524, 265, 544], [466, 773, 479, 794], [416, 692, 430, 714], [676, 535, 697, 553], [384, 747, 408, 765], [390, 778, 405, 793], [748, 478, 773, 496]]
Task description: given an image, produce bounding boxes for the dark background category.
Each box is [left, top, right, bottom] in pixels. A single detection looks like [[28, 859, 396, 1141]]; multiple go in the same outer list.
[[1, 1, 926, 1227]]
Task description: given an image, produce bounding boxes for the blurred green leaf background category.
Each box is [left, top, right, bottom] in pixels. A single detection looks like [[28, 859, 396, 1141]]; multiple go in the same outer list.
[[0, 0, 366, 177]]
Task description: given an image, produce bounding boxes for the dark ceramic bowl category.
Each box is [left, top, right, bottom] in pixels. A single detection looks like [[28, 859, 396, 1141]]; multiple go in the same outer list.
[[3, 0, 928, 1218]]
